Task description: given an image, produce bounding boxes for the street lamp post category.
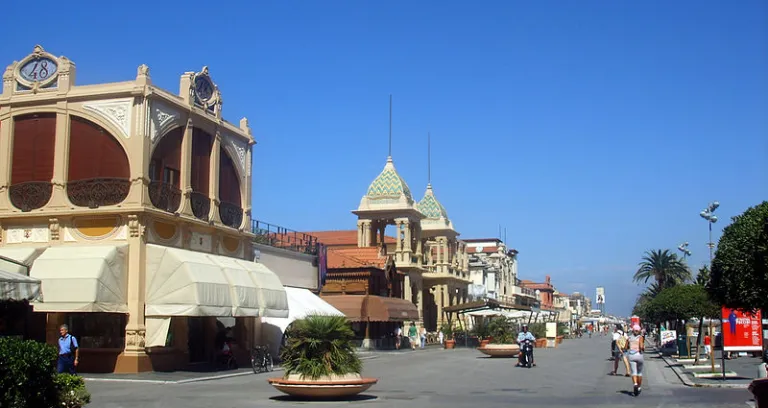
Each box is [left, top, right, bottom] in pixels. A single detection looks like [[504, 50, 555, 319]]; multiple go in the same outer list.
[[677, 242, 691, 261], [699, 201, 722, 379]]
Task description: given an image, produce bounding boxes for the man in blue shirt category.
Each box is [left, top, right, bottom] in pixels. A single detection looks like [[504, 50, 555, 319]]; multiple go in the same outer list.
[[57, 324, 79, 374], [517, 324, 536, 367]]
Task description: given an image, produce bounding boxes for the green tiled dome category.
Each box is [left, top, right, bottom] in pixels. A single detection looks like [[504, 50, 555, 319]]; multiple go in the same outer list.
[[417, 184, 449, 219], [366, 157, 413, 200]]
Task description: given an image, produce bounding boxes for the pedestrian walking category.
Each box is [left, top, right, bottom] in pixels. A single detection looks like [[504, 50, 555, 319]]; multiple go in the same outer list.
[[626, 324, 645, 396], [395, 325, 403, 350], [408, 322, 418, 350], [704, 333, 712, 357], [57, 324, 79, 374], [611, 326, 630, 377], [438, 329, 444, 345], [419, 326, 427, 349]]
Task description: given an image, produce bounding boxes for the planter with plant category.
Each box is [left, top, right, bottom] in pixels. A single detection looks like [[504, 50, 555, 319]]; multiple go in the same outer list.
[[478, 317, 520, 358], [268, 315, 378, 399], [0, 337, 91, 408], [441, 323, 456, 349], [473, 319, 492, 348]]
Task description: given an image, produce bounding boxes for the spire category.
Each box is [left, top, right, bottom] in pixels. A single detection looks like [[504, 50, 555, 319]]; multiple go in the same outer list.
[[388, 94, 392, 158], [427, 131, 431, 186]]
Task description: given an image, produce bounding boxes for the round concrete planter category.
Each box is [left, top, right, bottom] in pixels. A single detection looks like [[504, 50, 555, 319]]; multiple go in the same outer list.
[[478, 344, 520, 358], [268, 373, 378, 399], [479, 339, 490, 348], [444, 339, 456, 349]]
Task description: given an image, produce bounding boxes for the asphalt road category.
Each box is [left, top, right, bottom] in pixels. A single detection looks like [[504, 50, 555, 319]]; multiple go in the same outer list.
[[86, 336, 753, 407]]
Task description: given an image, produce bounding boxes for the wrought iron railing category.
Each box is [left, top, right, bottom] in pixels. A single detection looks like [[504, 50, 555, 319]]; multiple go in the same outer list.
[[8, 181, 52, 212], [148, 181, 182, 213], [219, 201, 243, 229], [67, 178, 130, 208], [251, 220, 319, 255], [189, 191, 210, 221]]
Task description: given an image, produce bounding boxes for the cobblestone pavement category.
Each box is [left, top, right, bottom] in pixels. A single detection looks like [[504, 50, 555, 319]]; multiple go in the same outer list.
[[86, 337, 754, 408]]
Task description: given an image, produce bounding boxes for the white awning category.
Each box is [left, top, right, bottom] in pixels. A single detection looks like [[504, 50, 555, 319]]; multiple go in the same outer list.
[[467, 309, 505, 317], [261, 287, 344, 358], [262, 287, 344, 332], [0, 247, 45, 301], [31, 245, 128, 312], [145, 244, 288, 318]]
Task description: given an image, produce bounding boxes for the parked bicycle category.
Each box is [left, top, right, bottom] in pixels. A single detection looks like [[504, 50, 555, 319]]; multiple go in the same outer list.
[[250, 345, 273, 374]]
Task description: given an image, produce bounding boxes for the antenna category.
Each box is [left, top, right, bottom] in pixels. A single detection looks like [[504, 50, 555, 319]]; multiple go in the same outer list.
[[388, 95, 392, 157], [504, 228, 507, 243], [427, 132, 431, 184]]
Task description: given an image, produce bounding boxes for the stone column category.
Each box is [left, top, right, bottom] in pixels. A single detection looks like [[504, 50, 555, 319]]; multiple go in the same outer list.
[[437, 285, 446, 326], [414, 225, 423, 264], [404, 274, 412, 302], [0, 117, 11, 211], [48, 110, 71, 208], [178, 119, 195, 217], [120, 216, 151, 372], [364, 220, 373, 246], [243, 141, 254, 229], [208, 130, 222, 224], [395, 220, 403, 252], [416, 281, 424, 323], [403, 220, 412, 252], [356, 220, 364, 247]]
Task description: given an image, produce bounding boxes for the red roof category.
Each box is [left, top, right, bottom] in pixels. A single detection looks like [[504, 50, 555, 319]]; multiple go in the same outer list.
[[305, 230, 397, 247], [327, 247, 388, 269]]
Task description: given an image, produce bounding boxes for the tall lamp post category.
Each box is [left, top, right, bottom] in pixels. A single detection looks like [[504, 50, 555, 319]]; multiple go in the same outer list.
[[699, 201, 722, 378], [677, 242, 691, 261]]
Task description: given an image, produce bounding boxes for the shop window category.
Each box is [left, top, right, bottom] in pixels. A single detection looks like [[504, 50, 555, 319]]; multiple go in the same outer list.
[[66, 313, 126, 349]]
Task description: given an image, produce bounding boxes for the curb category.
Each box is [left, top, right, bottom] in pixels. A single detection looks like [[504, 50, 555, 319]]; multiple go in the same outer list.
[[659, 354, 749, 389], [84, 355, 380, 385]]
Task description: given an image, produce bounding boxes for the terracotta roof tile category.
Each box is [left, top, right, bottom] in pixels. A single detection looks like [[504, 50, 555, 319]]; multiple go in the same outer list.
[[304, 230, 396, 247], [327, 247, 388, 269]]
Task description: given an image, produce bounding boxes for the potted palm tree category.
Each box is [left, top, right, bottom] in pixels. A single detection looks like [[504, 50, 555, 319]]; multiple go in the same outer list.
[[478, 317, 520, 358], [442, 323, 456, 349], [268, 315, 378, 399]]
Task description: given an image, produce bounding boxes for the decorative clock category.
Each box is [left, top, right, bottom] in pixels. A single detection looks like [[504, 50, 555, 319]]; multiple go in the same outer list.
[[194, 74, 214, 103]]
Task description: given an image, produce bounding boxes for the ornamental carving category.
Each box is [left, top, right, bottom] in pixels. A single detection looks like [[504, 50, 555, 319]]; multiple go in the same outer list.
[[83, 98, 134, 138], [149, 102, 181, 142], [67, 178, 130, 208], [228, 137, 247, 171], [9, 181, 52, 212], [48, 218, 60, 241], [125, 330, 146, 348], [127, 215, 145, 239]]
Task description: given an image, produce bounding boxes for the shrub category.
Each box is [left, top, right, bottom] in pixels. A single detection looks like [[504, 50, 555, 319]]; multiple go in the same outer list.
[[280, 315, 362, 380], [54, 373, 91, 408], [529, 323, 547, 339], [0, 337, 58, 408], [487, 317, 518, 344]]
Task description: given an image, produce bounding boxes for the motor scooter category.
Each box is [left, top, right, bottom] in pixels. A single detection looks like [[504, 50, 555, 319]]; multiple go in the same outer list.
[[520, 338, 534, 368]]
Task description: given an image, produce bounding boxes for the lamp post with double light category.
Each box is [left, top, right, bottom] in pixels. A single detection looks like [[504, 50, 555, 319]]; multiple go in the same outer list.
[[699, 201, 722, 378], [678, 242, 691, 261]]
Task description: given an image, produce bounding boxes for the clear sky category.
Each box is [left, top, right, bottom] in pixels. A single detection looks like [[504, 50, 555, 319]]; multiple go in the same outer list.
[[3, 0, 766, 315]]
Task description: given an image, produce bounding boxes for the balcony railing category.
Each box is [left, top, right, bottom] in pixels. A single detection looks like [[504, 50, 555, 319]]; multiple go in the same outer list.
[[148, 181, 182, 213], [219, 201, 243, 229], [8, 181, 53, 212], [67, 178, 130, 208], [251, 220, 319, 255], [189, 191, 210, 221]]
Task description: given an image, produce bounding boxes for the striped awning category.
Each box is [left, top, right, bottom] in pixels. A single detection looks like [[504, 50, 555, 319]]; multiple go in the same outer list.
[[0, 268, 41, 301]]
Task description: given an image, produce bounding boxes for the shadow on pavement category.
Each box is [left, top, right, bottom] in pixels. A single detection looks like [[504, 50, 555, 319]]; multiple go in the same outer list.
[[269, 394, 378, 402]]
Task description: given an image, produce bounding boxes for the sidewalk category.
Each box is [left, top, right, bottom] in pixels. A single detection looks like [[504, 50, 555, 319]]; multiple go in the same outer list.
[[659, 349, 760, 389], [82, 346, 446, 384]]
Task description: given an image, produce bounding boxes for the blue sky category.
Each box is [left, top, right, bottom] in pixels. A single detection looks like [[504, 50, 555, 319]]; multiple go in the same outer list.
[[3, 1, 766, 315]]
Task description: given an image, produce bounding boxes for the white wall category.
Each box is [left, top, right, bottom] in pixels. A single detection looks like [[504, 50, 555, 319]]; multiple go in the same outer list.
[[254, 243, 318, 290]]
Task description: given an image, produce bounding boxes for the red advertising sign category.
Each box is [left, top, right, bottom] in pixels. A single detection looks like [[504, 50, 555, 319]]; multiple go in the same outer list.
[[721, 307, 763, 351], [631, 315, 640, 327]]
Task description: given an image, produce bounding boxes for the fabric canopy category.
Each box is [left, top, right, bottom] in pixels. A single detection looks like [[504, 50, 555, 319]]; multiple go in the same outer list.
[[31, 245, 128, 312], [262, 287, 345, 332], [323, 295, 420, 323], [467, 309, 505, 317], [0, 247, 44, 301], [144, 244, 288, 318], [0, 247, 46, 275]]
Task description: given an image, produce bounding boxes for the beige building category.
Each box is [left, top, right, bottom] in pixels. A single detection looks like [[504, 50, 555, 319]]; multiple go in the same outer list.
[[0, 45, 290, 372]]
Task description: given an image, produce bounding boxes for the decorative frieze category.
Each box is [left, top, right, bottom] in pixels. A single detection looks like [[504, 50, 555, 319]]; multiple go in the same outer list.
[[48, 218, 60, 241], [125, 329, 146, 350], [148, 101, 181, 143], [5, 225, 49, 243], [83, 98, 134, 139]]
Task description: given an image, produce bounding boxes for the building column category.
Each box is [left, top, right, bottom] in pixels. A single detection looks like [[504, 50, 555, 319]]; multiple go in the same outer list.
[[208, 130, 222, 224], [402, 220, 412, 252], [404, 274, 412, 302], [415, 225, 423, 264], [118, 217, 151, 372], [416, 281, 424, 324], [178, 119, 195, 217], [48, 109, 71, 208], [364, 220, 373, 246], [243, 141, 254, 229], [0, 117, 11, 211], [357, 220, 364, 247], [395, 220, 403, 253]]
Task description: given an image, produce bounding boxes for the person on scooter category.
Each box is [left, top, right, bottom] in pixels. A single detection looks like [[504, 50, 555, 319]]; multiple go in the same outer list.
[[517, 324, 536, 367]]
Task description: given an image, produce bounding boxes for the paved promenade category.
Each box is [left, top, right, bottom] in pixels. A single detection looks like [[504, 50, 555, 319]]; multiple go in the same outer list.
[[86, 336, 753, 408]]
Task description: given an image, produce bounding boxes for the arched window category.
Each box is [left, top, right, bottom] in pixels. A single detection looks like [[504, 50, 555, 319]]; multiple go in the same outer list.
[[189, 128, 212, 220], [67, 116, 130, 208], [148, 128, 182, 212], [218, 148, 242, 228], [9, 113, 56, 211]]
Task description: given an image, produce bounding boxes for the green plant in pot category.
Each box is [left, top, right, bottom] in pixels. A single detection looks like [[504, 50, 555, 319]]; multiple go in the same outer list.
[[441, 322, 456, 349], [488, 317, 518, 344], [279, 315, 362, 381]]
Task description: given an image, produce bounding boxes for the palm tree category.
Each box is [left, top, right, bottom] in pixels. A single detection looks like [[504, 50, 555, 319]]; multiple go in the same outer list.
[[634, 249, 691, 289]]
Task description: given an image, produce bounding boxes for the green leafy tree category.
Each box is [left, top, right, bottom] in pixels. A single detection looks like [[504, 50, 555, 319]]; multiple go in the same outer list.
[[643, 284, 719, 328], [707, 201, 768, 312], [634, 249, 692, 289], [695, 265, 710, 286]]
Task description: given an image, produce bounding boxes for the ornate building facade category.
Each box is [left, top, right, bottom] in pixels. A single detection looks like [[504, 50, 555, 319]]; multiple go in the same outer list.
[[0, 46, 288, 372]]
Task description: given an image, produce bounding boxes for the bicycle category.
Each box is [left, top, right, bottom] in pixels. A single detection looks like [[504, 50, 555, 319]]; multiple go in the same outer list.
[[250, 345, 273, 374]]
